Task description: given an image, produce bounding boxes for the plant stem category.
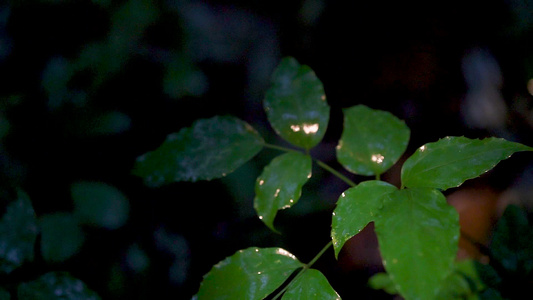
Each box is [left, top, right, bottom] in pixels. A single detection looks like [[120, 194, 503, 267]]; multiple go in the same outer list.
[[271, 241, 333, 300], [315, 160, 356, 187], [262, 142, 302, 154]]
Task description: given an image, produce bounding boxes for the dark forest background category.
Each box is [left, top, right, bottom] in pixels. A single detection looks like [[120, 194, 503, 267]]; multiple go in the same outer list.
[[0, 0, 532, 299]]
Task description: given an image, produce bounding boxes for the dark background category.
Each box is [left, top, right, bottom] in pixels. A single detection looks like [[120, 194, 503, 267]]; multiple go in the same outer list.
[[1, 0, 532, 299]]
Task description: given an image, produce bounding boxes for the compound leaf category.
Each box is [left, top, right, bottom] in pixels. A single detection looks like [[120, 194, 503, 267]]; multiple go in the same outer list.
[[254, 152, 312, 232], [375, 188, 459, 300], [331, 180, 396, 258], [133, 116, 264, 186], [17, 272, 100, 300], [197, 247, 304, 300], [282, 269, 341, 300], [336, 105, 410, 176], [0, 190, 38, 274], [264, 57, 329, 150], [401, 137, 533, 190]]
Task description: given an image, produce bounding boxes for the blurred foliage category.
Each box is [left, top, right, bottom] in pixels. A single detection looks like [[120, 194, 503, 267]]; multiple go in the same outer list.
[[0, 0, 532, 299]]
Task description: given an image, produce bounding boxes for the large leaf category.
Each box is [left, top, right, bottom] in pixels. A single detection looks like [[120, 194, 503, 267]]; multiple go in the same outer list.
[[264, 57, 330, 150], [282, 269, 341, 299], [336, 105, 410, 176], [17, 272, 101, 300], [331, 180, 397, 258], [197, 247, 304, 300], [40, 213, 85, 263], [401, 137, 533, 190], [71, 181, 130, 230], [133, 116, 264, 186], [254, 152, 312, 232], [0, 190, 38, 274], [374, 188, 459, 300]]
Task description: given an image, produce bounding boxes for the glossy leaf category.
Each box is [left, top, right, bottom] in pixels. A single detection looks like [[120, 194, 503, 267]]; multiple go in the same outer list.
[[40, 213, 85, 263], [374, 188, 459, 300], [282, 269, 341, 299], [71, 181, 130, 230], [0, 190, 38, 274], [254, 152, 312, 232], [197, 247, 304, 300], [331, 180, 396, 258], [401, 137, 533, 190], [336, 105, 410, 176], [490, 205, 533, 274], [133, 116, 264, 186], [264, 57, 329, 150], [17, 272, 101, 300]]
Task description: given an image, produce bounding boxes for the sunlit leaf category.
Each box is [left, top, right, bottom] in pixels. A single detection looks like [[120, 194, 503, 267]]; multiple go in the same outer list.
[[17, 272, 101, 300], [264, 57, 329, 150], [197, 247, 304, 300], [0, 190, 38, 274], [336, 105, 410, 176], [331, 180, 396, 258], [40, 213, 84, 263], [282, 269, 341, 299], [254, 152, 312, 232], [374, 188, 459, 300], [133, 116, 264, 186], [490, 204, 533, 274], [71, 181, 130, 230], [401, 137, 533, 190]]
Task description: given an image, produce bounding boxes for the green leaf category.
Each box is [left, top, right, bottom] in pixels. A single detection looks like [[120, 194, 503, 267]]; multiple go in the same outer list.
[[264, 57, 330, 150], [0, 190, 38, 274], [133, 116, 264, 186], [40, 213, 85, 263], [401, 137, 533, 190], [490, 204, 533, 274], [368, 272, 398, 295], [197, 247, 304, 300], [254, 152, 312, 232], [374, 188, 459, 300], [436, 260, 486, 299], [282, 269, 341, 299], [336, 105, 410, 176], [17, 272, 101, 300], [71, 181, 130, 230], [331, 180, 397, 258]]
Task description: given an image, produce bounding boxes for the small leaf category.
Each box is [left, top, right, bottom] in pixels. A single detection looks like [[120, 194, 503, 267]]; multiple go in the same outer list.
[[40, 213, 85, 263], [196, 247, 304, 300], [264, 57, 330, 150], [368, 272, 398, 295], [336, 105, 410, 176], [374, 188, 459, 300], [282, 269, 341, 299], [401, 137, 533, 190], [0, 190, 38, 274], [254, 152, 312, 232], [71, 181, 130, 230], [133, 116, 264, 186], [331, 180, 397, 258], [490, 204, 533, 274], [17, 272, 101, 300], [0, 287, 10, 299]]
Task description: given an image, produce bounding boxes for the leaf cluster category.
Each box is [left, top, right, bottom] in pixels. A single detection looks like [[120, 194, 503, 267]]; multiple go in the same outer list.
[[133, 57, 533, 299]]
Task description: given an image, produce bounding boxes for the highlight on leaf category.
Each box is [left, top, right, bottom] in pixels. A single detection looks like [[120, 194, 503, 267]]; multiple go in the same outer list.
[[132, 115, 264, 186]]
